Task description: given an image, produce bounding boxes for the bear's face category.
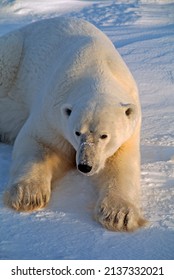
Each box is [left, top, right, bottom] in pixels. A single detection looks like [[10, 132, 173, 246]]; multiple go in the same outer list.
[[61, 102, 138, 176]]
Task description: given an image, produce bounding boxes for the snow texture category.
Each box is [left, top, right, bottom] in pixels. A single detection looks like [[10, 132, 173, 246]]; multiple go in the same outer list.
[[0, 0, 174, 260]]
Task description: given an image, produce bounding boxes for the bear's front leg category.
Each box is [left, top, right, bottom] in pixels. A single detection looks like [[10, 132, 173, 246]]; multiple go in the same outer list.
[[94, 132, 147, 232], [4, 129, 68, 212]]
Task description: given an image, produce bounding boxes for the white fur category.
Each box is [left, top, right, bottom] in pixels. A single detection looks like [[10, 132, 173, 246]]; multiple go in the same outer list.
[[0, 17, 146, 231]]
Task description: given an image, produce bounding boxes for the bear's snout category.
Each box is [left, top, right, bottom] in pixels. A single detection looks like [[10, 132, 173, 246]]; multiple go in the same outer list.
[[76, 141, 95, 175], [78, 164, 92, 174]]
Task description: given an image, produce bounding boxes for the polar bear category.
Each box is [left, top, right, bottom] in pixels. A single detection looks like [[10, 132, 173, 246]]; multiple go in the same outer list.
[[0, 17, 146, 231]]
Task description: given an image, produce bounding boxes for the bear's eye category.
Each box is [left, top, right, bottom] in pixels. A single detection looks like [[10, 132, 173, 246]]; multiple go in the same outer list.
[[75, 131, 81, 136], [65, 108, 72, 116], [125, 107, 132, 117], [100, 134, 108, 140]]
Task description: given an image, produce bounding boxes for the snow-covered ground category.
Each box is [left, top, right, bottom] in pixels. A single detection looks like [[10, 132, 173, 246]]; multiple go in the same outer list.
[[0, 0, 174, 260]]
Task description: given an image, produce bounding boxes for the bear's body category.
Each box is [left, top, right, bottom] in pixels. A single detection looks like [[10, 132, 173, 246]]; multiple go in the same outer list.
[[0, 17, 145, 231]]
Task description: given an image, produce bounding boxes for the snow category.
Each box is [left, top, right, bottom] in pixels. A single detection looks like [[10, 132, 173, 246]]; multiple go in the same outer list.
[[0, 0, 174, 260]]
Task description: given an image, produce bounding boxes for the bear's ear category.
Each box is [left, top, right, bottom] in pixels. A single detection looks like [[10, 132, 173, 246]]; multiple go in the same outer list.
[[61, 104, 72, 118], [120, 103, 137, 119]]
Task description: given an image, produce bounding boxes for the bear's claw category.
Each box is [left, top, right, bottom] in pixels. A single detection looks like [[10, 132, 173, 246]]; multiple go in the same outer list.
[[4, 181, 51, 212], [95, 199, 147, 232]]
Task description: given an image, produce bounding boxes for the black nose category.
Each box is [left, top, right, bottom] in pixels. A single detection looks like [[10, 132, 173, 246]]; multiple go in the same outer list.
[[78, 164, 92, 173]]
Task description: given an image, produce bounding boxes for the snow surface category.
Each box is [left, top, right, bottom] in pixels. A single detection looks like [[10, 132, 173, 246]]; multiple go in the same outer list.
[[0, 0, 174, 260]]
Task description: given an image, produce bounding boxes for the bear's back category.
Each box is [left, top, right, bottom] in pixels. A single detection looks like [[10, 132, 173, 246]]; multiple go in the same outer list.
[[3, 17, 138, 109]]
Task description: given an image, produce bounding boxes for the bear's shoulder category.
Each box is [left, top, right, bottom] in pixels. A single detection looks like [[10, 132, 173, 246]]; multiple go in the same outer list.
[[0, 30, 23, 96]]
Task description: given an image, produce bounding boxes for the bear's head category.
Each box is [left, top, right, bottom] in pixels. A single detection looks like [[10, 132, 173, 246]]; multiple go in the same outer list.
[[61, 101, 139, 176]]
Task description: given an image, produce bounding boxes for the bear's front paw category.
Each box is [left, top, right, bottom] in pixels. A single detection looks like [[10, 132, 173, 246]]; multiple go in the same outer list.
[[4, 180, 51, 212], [95, 197, 146, 232]]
